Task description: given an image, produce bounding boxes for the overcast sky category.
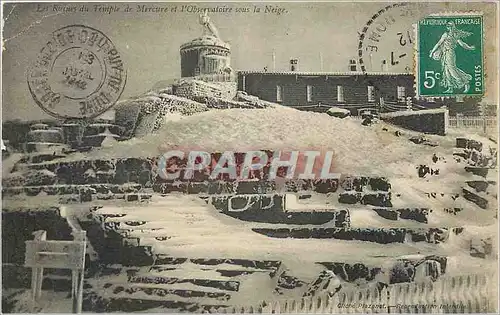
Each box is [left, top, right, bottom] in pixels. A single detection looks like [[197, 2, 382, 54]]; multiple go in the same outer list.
[[2, 1, 498, 121]]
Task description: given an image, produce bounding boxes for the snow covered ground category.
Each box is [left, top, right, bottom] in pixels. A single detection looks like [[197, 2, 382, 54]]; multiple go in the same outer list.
[[87, 193, 497, 275], [57, 106, 496, 176], [2, 106, 498, 312], [39, 106, 496, 230]]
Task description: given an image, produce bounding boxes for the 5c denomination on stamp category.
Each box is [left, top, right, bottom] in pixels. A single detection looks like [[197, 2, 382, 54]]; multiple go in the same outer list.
[[27, 25, 127, 120], [416, 14, 484, 97]]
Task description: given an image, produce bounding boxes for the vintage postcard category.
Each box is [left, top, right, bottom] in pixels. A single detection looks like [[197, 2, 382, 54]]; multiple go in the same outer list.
[[1, 1, 499, 313]]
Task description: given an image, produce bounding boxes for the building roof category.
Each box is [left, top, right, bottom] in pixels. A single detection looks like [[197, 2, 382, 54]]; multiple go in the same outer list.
[[237, 70, 412, 76], [180, 35, 230, 50]]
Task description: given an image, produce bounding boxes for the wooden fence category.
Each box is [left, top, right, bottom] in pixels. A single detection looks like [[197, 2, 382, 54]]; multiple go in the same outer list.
[[448, 116, 497, 130], [220, 273, 497, 314], [187, 73, 236, 83]]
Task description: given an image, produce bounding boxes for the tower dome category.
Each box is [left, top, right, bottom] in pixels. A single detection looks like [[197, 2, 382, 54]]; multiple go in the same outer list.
[[180, 13, 232, 78]]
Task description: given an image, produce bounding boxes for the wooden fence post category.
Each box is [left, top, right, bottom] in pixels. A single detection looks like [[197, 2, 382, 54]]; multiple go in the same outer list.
[[456, 114, 463, 128], [71, 230, 87, 314], [255, 273, 495, 315]]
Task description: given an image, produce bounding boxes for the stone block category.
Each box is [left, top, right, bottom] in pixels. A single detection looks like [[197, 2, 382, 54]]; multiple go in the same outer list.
[[456, 138, 468, 148], [361, 192, 392, 207], [126, 194, 139, 202], [373, 208, 399, 220], [462, 188, 488, 209], [338, 192, 361, 204], [397, 208, 430, 223], [466, 181, 490, 192], [464, 167, 489, 178]]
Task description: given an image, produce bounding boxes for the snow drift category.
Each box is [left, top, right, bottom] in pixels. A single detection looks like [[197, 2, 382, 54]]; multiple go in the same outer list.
[[86, 106, 447, 177]]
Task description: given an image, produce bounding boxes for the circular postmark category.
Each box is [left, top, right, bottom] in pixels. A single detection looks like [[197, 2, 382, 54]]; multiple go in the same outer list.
[[357, 3, 433, 74], [27, 25, 127, 120]]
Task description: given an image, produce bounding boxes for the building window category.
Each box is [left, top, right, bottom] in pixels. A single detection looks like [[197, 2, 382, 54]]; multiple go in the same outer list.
[[367, 86, 375, 102], [397, 86, 406, 102], [349, 59, 357, 72], [276, 85, 283, 102], [306, 85, 313, 102], [337, 86, 344, 103]]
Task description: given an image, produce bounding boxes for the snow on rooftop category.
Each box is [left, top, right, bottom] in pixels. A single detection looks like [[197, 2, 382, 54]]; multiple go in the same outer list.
[[326, 106, 351, 114], [238, 70, 412, 76], [380, 108, 448, 118]]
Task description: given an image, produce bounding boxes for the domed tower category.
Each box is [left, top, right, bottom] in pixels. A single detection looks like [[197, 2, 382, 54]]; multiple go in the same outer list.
[[180, 12, 233, 79]]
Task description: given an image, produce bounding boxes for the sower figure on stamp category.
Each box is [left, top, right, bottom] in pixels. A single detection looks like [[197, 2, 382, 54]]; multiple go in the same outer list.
[[429, 21, 475, 93]]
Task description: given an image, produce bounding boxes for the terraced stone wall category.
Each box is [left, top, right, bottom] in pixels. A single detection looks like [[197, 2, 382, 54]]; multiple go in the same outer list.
[[252, 227, 464, 244], [380, 109, 448, 136]]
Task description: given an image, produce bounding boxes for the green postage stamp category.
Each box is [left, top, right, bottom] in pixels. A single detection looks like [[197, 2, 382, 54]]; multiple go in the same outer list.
[[416, 14, 484, 97]]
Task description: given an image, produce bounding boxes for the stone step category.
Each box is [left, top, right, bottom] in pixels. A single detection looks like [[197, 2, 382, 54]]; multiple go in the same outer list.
[[252, 227, 463, 244], [155, 179, 342, 195], [126, 275, 240, 292], [104, 220, 207, 231], [81, 257, 281, 311], [464, 167, 494, 178], [465, 180, 497, 193], [58, 193, 153, 204], [95, 206, 208, 220], [98, 264, 275, 288], [149, 266, 272, 278], [1, 183, 143, 195], [98, 258, 282, 275], [208, 193, 285, 211], [98, 282, 232, 303], [135, 236, 245, 248], [453, 144, 496, 159], [86, 217, 292, 268], [462, 188, 490, 209], [88, 260, 282, 295], [318, 254, 447, 284], [206, 194, 350, 226], [133, 265, 254, 282], [372, 208, 430, 223], [14, 153, 68, 165], [456, 138, 483, 150], [453, 150, 470, 159], [124, 228, 206, 239], [89, 265, 242, 292], [155, 257, 282, 271], [338, 192, 392, 207], [83, 292, 232, 313], [221, 209, 347, 226], [10, 155, 391, 194]]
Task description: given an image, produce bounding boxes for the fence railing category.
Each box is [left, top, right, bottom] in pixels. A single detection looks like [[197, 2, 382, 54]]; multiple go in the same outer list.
[[190, 73, 236, 83], [220, 273, 496, 314], [449, 116, 497, 129]]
